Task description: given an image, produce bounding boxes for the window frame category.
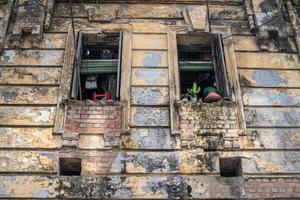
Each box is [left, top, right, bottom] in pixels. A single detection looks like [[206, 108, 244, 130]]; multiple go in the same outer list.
[[176, 33, 231, 101], [167, 26, 246, 135], [54, 25, 132, 135], [71, 31, 123, 101]]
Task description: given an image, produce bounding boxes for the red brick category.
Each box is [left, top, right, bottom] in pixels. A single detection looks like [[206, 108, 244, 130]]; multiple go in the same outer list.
[[78, 127, 106, 134]]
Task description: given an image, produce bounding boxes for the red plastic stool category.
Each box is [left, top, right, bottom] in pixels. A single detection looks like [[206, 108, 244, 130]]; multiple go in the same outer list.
[[92, 91, 112, 101]]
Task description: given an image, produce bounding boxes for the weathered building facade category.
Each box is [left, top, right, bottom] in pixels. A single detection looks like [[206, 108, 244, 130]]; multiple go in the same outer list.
[[0, 0, 300, 199]]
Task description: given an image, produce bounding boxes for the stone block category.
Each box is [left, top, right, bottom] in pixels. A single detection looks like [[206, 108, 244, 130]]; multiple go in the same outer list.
[[0, 50, 64, 66], [245, 107, 300, 127], [236, 52, 299, 69], [0, 151, 58, 173], [0, 106, 55, 125], [0, 128, 61, 149], [121, 128, 177, 149], [0, 67, 61, 85], [186, 5, 207, 30], [242, 88, 300, 106], [131, 107, 170, 126], [0, 86, 58, 104], [132, 68, 169, 86], [131, 87, 169, 105], [132, 34, 167, 50], [132, 50, 168, 67], [239, 69, 300, 87], [78, 135, 105, 150]]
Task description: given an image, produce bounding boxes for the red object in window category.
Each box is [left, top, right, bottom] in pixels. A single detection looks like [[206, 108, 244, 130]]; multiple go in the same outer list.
[[92, 91, 112, 101]]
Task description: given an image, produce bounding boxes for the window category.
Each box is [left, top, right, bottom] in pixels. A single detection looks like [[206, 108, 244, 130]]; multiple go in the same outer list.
[[71, 32, 122, 101], [177, 34, 230, 102]]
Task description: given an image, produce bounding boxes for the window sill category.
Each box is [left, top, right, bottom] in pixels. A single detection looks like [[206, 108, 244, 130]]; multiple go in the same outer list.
[[67, 99, 126, 107], [174, 100, 236, 108]]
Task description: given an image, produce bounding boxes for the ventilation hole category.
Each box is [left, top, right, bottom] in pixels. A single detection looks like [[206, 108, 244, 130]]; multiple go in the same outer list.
[[60, 158, 81, 176], [219, 157, 242, 177]]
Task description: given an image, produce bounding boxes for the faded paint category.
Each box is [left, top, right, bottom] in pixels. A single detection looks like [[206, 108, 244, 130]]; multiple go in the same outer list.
[[186, 5, 207, 30], [132, 68, 168, 86], [131, 107, 169, 126], [0, 106, 55, 125], [122, 128, 176, 149], [0, 67, 61, 85], [78, 135, 105, 150], [0, 128, 62, 148], [236, 52, 300, 69], [0, 86, 58, 104], [253, 70, 288, 87], [131, 87, 169, 105], [245, 107, 300, 127], [143, 52, 163, 67], [239, 69, 300, 87], [0, 151, 58, 173], [240, 129, 300, 149], [132, 51, 168, 67], [132, 34, 167, 50], [242, 88, 300, 106], [0, 50, 64, 66], [0, 1, 300, 199]]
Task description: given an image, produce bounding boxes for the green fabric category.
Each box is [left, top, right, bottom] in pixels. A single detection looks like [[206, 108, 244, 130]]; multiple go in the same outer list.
[[81, 59, 118, 74], [179, 61, 213, 72], [203, 86, 217, 96]]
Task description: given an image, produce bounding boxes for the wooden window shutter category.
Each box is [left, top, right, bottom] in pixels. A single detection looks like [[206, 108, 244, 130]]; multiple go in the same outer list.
[[212, 34, 231, 100], [116, 31, 123, 100], [71, 32, 83, 99]]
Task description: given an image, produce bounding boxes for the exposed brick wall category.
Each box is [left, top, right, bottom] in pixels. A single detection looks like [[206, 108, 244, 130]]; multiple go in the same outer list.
[[82, 152, 118, 174], [177, 101, 242, 150], [245, 177, 300, 199], [64, 101, 123, 147]]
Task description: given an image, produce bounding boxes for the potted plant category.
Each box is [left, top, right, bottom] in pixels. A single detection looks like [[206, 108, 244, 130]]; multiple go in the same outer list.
[[203, 86, 221, 103], [186, 82, 201, 102]]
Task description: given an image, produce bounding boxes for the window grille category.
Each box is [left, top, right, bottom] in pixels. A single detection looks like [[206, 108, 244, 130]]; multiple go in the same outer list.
[[71, 32, 122, 101], [177, 34, 231, 100]]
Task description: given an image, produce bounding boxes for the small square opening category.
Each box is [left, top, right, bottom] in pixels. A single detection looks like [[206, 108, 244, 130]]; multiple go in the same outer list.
[[60, 158, 81, 176], [219, 157, 242, 177]]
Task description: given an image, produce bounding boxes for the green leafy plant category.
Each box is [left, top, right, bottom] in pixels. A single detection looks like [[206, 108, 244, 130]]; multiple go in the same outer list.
[[185, 82, 201, 99], [293, 0, 300, 6], [284, 0, 300, 7]]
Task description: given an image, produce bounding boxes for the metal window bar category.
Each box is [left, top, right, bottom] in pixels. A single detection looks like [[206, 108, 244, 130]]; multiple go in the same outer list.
[[78, 32, 122, 100], [178, 44, 214, 72]]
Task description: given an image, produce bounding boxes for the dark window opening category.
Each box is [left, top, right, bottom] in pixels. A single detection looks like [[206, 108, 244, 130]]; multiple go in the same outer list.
[[177, 34, 230, 102], [219, 157, 242, 177], [60, 158, 81, 176], [71, 32, 122, 101]]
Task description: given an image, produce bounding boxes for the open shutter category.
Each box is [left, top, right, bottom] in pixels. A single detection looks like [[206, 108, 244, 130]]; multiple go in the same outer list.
[[71, 32, 83, 99], [116, 31, 123, 100], [212, 34, 231, 100]]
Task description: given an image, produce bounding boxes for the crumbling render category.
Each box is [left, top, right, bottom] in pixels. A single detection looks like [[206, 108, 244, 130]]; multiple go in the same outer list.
[[11, 0, 55, 47]]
